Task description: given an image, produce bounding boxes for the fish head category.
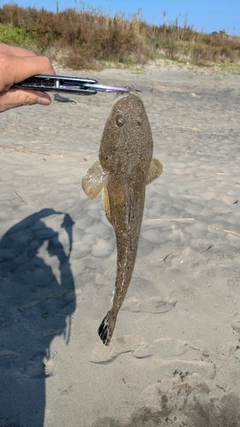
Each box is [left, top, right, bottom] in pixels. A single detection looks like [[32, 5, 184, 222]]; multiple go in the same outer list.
[[99, 88, 153, 174]]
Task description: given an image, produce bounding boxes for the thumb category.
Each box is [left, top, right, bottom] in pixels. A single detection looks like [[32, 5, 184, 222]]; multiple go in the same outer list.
[[0, 88, 51, 112]]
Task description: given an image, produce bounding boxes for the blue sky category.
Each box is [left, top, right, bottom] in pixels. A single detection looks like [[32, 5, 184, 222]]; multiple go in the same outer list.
[[2, 0, 240, 35]]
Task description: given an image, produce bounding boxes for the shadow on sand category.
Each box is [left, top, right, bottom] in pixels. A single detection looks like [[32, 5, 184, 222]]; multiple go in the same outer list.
[[0, 208, 76, 427]]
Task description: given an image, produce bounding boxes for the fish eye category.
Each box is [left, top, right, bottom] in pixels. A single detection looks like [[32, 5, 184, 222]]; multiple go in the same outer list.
[[137, 116, 143, 125], [116, 115, 125, 127]]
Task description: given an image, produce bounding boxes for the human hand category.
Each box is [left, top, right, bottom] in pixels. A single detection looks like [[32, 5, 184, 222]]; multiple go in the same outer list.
[[0, 43, 55, 112]]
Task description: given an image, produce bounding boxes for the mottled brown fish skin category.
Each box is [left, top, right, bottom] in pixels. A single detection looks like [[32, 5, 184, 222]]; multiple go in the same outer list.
[[98, 90, 161, 345], [82, 88, 162, 345]]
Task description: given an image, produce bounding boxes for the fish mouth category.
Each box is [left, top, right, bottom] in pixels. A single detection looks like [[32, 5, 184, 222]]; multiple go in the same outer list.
[[113, 87, 140, 105]]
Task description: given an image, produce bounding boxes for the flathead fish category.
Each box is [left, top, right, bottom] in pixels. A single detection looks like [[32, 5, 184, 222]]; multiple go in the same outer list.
[[82, 88, 163, 345]]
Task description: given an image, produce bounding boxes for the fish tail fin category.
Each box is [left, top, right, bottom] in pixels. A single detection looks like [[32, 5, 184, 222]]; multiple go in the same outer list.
[[98, 310, 116, 346]]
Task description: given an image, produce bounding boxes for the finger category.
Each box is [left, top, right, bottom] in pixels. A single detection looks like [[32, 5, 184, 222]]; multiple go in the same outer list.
[[0, 42, 37, 57], [0, 54, 55, 92], [0, 88, 52, 112], [9, 46, 37, 57], [12, 55, 55, 83]]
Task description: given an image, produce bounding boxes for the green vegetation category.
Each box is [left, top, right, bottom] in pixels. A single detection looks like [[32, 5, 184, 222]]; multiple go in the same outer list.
[[0, 3, 239, 69], [0, 23, 34, 46]]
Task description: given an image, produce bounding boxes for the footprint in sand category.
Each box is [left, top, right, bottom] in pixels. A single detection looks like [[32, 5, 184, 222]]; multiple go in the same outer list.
[[122, 296, 177, 314], [138, 378, 240, 427], [91, 379, 240, 426], [90, 334, 152, 363]]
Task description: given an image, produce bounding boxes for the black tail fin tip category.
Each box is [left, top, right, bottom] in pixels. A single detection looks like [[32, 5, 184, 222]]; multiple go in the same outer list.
[[98, 311, 112, 346]]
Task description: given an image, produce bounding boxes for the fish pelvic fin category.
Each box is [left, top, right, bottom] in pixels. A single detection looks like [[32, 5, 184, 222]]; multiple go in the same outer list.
[[98, 310, 116, 346], [102, 184, 112, 224], [82, 160, 108, 199], [147, 157, 163, 185]]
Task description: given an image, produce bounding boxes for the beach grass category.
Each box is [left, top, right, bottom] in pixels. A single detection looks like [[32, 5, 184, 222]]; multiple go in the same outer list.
[[0, 3, 239, 69]]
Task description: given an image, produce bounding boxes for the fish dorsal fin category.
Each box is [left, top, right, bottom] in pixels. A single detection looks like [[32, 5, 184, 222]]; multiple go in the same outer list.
[[82, 160, 108, 199], [147, 157, 163, 185]]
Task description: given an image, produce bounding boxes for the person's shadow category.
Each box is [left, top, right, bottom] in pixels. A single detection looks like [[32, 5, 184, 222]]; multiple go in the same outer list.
[[0, 208, 76, 427]]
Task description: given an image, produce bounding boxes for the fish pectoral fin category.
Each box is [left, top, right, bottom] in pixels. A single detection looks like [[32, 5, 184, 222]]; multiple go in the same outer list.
[[82, 160, 108, 199], [102, 185, 112, 224], [147, 157, 163, 185]]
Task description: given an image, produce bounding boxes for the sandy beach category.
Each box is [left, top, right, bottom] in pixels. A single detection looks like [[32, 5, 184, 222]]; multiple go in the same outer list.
[[1, 61, 240, 426]]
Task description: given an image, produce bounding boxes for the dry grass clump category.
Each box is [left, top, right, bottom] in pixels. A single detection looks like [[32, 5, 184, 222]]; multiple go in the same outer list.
[[0, 3, 239, 69]]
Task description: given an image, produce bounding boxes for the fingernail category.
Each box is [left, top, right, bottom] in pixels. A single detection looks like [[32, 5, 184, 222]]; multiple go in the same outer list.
[[38, 96, 51, 105]]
